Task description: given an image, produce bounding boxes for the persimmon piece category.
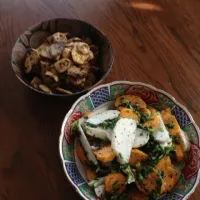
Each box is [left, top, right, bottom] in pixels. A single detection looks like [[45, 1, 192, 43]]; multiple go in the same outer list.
[[120, 108, 139, 122], [76, 142, 89, 165], [93, 145, 116, 163], [129, 149, 148, 166], [105, 173, 126, 193], [86, 168, 96, 181]]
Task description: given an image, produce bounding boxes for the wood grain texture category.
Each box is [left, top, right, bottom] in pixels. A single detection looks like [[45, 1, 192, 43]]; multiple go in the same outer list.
[[0, 0, 200, 199]]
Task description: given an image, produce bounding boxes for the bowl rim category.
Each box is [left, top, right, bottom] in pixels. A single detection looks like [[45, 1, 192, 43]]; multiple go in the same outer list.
[[59, 80, 200, 200], [11, 18, 114, 97]]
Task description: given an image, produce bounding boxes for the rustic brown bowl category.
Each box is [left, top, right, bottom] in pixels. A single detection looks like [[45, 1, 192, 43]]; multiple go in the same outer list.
[[11, 18, 114, 97]]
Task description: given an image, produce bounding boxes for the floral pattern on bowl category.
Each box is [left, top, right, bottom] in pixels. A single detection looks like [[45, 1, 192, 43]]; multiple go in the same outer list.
[[59, 81, 200, 200]]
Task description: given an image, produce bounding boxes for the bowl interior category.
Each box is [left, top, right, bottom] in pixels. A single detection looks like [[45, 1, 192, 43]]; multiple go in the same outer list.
[[60, 81, 200, 200], [11, 18, 114, 96]]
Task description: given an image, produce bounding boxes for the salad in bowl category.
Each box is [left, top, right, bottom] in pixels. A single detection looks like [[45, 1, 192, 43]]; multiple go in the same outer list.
[[59, 81, 200, 200]]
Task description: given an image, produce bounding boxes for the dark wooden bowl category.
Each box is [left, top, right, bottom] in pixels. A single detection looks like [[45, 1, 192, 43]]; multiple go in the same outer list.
[[11, 18, 114, 97]]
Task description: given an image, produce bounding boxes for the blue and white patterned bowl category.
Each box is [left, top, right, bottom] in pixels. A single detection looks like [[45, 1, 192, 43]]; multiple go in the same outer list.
[[59, 81, 200, 200]]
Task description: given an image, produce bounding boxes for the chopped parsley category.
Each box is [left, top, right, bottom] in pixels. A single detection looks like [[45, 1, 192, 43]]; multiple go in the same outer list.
[[70, 121, 79, 134], [112, 181, 121, 191], [86, 117, 120, 130], [99, 117, 120, 130], [171, 135, 179, 144], [140, 113, 150, 123], [145, 127, 155, 135], [141, 135, 175, 166], [119, 100, 140, 116], [136, 167, 154, 183], [166, 122, 175, 129], [86, 122, 98, 128], [149, 191, 157, 200]]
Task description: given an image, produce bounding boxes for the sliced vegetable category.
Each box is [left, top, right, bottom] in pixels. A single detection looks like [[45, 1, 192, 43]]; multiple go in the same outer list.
[[105, 173, 126, 193], [143, 113, 160, 128], [85, 126, 112, 140], [115, 95, 146, 109], [24, 49, 39, 73], [76, 141, 89, 165], [148, 106, 157, 114], [54, 58, 72, 73], [94, 184, 105, 198], [161, 108, 181, 136], [179, 129, 190, 152], [112, 118, 137, 164], [136, 169, 160, 195], [83, 111, 93, 117], [55, 87, 73, 94], [86, 168, 96, 181], [93, 145, 116, 163], [132, 129, 149, 148], [38, 84, 52, 94], [156, 157, 171, 172], [71, 44, 90, 65], [161, 166, 178, 193], [175, 144, 184, 162], [94, 177, 105, 188], [37, 43, 51, 59], [31, 76, 41, 89], [86, 110, 120, 126], [49, 32, 68, 43], [120, 108, 139, 122], [84, 101, 114, 118], [78, 118, 98, 165], [139, 108, 151, 116], [144, 113, 171, 143], [129, 149, 148, 166], [122, 164, 135, 184], [156, 157, 178, 193]]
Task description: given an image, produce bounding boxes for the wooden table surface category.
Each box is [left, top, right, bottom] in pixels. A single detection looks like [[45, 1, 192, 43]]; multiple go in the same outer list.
[[1, 0, 200, 199]]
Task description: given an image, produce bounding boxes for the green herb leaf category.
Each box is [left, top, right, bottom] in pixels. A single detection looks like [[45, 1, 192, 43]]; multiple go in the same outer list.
[[99, 117, 120, 130], [166, 122, 175, 129], [141, 135, 175, 166], [86, 122, 98, 128], [140, 113, 150, 123], [171, 135, 179, 144]]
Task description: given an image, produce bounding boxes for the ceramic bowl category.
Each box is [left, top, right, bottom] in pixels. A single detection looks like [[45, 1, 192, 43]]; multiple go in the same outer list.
[[11, 18, 114, 96], [59, 81, 200, 200]]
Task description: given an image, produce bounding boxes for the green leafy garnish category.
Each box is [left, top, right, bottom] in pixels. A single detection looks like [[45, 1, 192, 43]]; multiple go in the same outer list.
[[86, 117, 120, 130], [99, 117, 120, 130], [166, 122, 175, 129], [119, 100, 140, 116], [70, 121, 79, 134], [136, 167, 154, 184], [141, 135, 175, 166], [149, 191, 157, 200], [121, 164, 135, 184], [140, 113, 150, 123], [112, 181, 121, 191], [86, 122, 98, 128], [171, 135, 179, 144]]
